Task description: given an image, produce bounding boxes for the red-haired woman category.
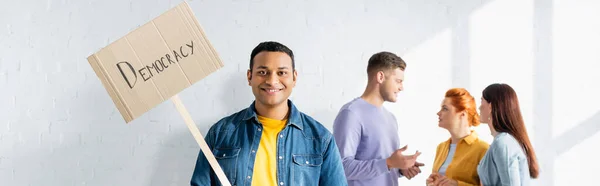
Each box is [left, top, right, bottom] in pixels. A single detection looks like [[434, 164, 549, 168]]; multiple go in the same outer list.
[[427, 88, 490, 186], [477, 83, 540, 186]]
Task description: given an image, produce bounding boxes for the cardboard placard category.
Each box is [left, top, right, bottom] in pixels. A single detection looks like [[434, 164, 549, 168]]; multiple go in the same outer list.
[[87, 1, 223, 123], [87, 2, 230, 185]]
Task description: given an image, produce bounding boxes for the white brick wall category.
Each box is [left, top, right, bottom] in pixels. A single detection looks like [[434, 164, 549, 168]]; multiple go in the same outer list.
[[1, 0, 598, 185]]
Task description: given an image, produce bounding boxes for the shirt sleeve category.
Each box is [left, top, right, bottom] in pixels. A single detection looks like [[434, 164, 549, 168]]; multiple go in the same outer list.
[[319, 135, 350, 186], [333, 109, 390, 180], [390, 113, 404, 178]]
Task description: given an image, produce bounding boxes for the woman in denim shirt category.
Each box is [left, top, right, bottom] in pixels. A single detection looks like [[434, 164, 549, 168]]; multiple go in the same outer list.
[[476, 84, 540, 186]]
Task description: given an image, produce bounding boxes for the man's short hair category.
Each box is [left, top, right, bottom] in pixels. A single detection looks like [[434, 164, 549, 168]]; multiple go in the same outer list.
[[366, 51, 406, 76], [249, 41, 295, 71]]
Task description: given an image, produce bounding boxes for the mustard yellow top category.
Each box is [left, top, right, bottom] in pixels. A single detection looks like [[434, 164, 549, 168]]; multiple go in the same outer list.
[[432, 131, 489, 186], [251, 115, 287, 186]]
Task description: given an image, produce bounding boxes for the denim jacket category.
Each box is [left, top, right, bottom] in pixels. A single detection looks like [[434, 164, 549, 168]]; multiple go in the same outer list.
[[191, 100, 348, 186], [477, 132, 532, 186]]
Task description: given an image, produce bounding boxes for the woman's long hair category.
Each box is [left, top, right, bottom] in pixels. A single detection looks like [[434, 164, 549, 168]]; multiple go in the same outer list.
[[482, 83, 539, 178]]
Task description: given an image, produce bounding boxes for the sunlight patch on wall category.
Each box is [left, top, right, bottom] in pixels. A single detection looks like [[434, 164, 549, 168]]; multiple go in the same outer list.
[[552, 0, 600, 139], [555, 132, 600, 185], [393, 28, 452, 185], [469, 0, 534, 143]]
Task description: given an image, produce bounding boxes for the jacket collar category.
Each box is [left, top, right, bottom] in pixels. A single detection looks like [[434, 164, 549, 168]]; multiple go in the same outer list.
[[242, 99, 303, 130]]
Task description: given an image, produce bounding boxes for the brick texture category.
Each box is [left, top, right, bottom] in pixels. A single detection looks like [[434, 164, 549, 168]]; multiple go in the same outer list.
[[1, 0, 599, 185]]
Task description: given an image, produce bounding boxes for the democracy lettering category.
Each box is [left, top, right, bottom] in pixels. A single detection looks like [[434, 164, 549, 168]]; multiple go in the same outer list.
[[116, 40, 195, 89]]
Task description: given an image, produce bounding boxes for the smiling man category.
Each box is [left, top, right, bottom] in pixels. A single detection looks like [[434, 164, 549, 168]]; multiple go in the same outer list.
[[191, 41, 348, 186], [333, 51, 424, 186]]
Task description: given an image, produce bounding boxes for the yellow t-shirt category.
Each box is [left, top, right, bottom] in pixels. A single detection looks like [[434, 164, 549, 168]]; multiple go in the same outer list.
[[252, 115, 286, 186]]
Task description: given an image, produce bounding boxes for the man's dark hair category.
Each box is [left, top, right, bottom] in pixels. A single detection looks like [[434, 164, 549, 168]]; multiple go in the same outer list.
[[249, 41, 295, 71], [366, 51, 406, 76]]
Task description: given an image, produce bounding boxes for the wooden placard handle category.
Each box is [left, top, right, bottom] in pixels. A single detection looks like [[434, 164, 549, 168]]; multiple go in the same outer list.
[[171, 94, 231, 186]]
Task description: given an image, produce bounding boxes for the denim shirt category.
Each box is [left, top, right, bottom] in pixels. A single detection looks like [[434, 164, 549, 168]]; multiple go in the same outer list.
[[477, 132, 531, 186], [191, 100, 348, 186]]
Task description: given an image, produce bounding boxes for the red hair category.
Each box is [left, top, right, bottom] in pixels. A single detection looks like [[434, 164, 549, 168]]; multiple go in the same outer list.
[[445, 88, 480, 127]]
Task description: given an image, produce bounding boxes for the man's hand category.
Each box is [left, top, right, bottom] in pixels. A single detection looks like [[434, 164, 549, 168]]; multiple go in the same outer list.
[[386, 145, 421, 169], [399, 161, 424, 180]]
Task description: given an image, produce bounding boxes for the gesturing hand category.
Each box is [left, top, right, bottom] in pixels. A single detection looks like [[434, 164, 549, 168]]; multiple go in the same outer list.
[[399, 161, 424, 180], [386, 145, 421, 169]]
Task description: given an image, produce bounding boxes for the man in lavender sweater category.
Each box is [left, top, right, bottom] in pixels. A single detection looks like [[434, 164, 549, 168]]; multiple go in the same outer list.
[[333, 51, 424, 186]]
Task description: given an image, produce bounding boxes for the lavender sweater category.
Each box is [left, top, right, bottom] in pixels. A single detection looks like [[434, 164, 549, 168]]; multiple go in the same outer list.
[[333, 98, 402, 186]]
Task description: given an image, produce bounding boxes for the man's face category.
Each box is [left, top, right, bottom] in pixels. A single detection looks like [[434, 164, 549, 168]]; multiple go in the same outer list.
[[379, 68, 404, 103], [247, 51, 297, 108]]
